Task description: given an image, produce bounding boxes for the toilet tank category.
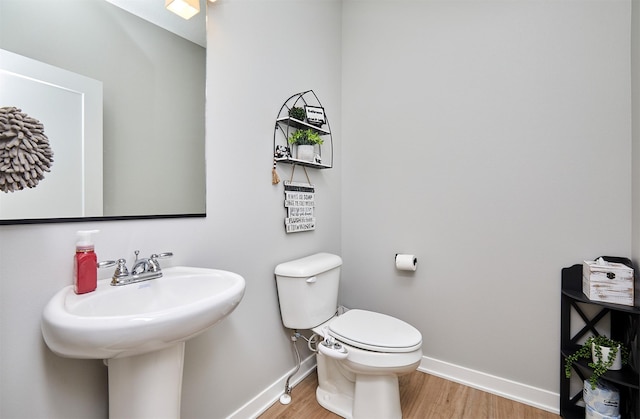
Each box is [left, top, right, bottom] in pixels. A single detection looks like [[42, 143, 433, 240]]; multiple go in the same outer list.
[[274, 253, 342, 329]]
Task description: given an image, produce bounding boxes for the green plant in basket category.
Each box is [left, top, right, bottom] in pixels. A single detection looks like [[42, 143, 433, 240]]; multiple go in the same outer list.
[[288, 106, 306, 121], [288, 129, 324, 146], [564, 335, 629, 389]]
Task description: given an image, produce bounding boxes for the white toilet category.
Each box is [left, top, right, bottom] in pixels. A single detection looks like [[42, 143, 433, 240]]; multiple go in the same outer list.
[[274, 252, 423, 419]]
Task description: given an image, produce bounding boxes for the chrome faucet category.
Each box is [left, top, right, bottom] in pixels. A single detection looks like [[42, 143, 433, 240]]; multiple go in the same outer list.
[[131, 250, 153, 275], [110, 250, 173, 286]]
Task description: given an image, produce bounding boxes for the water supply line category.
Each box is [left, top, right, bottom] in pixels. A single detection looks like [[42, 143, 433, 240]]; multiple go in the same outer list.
[[279, 331, 320, 405], [279, 332, 301, 405]]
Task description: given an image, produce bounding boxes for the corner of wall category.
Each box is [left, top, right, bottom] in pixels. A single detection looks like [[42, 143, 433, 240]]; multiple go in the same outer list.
[[632, 0, 640, 262]]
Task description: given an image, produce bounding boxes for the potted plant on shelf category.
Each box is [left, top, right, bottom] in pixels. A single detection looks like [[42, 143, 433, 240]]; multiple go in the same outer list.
[[288, 129, 324, 162], [288, 106, 306, 121], [565, 335, 629, 389]]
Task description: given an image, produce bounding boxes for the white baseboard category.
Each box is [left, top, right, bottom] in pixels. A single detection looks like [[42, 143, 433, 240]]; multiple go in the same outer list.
[[419, 356, 560, 415], [226, 353, 317, 419], [228, 354, 560, 418]]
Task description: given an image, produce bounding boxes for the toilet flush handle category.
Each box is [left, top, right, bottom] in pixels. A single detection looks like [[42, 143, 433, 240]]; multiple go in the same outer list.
[[306, 276, 317, 283]]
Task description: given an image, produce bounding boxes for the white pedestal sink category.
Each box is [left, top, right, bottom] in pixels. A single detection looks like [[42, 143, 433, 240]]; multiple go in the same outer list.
[[41, 266, 245, 419]]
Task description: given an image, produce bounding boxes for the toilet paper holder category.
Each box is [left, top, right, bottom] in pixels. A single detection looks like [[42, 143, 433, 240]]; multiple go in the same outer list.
[[395, 254, 418, 271]]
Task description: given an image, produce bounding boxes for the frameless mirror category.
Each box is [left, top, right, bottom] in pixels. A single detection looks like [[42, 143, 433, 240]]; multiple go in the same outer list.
[[0, 0, 206, 223]]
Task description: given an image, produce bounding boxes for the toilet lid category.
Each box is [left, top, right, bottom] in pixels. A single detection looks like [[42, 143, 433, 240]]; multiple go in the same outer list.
[[328, 309, 422, 353]]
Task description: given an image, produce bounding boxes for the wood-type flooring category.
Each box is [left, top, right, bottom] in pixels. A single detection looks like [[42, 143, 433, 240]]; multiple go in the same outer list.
[[259, 370, 559, 419]]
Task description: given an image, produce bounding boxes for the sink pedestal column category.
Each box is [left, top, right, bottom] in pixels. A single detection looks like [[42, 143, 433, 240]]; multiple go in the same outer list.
[[107, 342, 185, 419]]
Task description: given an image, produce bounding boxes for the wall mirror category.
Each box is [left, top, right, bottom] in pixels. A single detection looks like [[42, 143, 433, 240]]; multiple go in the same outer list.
[[0, 0, 206, 224]]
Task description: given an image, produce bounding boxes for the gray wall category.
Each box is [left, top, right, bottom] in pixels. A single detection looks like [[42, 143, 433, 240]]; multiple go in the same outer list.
[[0, 0, 637, 418], [341, 0, 631, 394], [0, 1, 341, 418], [633, 0, 640, 265], [631, 0, 640, 377]]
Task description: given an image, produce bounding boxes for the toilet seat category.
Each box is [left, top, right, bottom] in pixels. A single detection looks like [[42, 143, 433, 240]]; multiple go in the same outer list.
[[327, 309, 422, 353]]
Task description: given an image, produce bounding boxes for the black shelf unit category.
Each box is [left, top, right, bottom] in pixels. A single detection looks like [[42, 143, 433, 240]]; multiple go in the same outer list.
[[560, 259, 640, 418], [273, 90, 333, 170]]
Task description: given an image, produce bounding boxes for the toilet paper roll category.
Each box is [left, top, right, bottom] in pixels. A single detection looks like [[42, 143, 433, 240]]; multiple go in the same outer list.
[[395, 254, 417, 271]]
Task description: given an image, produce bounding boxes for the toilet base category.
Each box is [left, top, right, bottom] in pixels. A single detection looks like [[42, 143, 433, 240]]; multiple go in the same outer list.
[[353, 374, 402, 419], [317, 386, 354, 419], [315, 352, 404, 419], [316, 374, 402, 419]]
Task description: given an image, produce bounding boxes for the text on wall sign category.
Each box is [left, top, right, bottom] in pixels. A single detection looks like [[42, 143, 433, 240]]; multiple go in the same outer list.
[[284, 181, 315, 233]]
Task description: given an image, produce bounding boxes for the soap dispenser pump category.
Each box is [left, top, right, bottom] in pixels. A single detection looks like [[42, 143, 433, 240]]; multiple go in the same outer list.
[[74, 230, 99, 294]]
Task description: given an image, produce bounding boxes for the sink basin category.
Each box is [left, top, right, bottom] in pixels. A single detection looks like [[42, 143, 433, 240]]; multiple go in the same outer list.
[[41, 265, 245, 418], [41, 266, 246, 359]]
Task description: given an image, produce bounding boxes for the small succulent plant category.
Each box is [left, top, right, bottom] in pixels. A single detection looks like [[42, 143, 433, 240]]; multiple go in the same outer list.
[[564, 335, 629, 389], [288, 107, 306, 121]]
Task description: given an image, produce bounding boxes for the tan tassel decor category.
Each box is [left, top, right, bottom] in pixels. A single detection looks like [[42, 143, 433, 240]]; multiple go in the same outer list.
[[272, 159, 280, 185]]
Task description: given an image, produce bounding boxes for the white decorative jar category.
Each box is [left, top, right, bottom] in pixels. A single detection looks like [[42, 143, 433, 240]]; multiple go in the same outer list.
[[297, 144, 315, 162], [592, 343, 622, 371]]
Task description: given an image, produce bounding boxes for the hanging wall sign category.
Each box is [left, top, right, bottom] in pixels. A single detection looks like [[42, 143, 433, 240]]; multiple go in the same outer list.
[[284, 181, 315, 233], [304, 106, 325, 127]]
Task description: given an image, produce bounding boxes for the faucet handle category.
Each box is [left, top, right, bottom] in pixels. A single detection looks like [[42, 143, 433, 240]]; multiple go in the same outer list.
[[152, 252, 173, 259], [97, 260, 116, 269], [149, 252, 173, 272], [113, 258, 129, 278], [110, 259, 130, 286]]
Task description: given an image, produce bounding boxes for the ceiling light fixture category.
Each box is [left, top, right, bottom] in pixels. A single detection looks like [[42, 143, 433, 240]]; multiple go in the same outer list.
[[165, 0, 200, 20]]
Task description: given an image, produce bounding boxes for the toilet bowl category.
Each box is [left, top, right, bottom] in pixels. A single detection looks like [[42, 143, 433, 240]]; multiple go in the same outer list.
[[274, 253, 423, 419], [313, 309, 422, 419]]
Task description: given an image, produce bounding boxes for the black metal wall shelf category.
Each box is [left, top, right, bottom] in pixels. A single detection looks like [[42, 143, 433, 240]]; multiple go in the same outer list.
[[273, 90, 333, 170], [560, 260, 640, 418], [273, 157, 332, 169], [276, 117, 331, 135]]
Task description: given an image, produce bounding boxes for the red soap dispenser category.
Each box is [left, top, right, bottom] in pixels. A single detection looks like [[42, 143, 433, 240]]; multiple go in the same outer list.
[[74, 230, 99, 294]]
